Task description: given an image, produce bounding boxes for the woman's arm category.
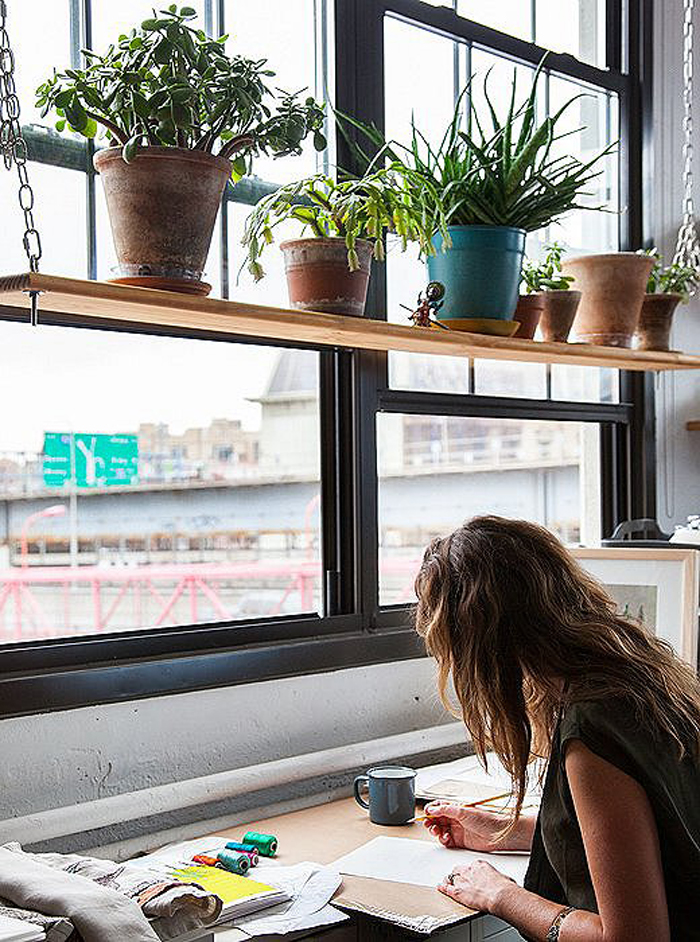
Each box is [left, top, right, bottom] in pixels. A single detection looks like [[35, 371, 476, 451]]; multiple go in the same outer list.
[[439, 740, 670, 942]]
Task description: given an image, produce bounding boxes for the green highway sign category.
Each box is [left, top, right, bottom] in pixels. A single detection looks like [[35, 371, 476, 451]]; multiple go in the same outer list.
[[43, 432, 139, 489]]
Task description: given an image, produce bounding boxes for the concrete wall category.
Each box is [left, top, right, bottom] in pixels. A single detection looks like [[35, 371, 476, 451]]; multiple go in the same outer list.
[[654, 0, 700, 530], [0, 657, 456, 854]]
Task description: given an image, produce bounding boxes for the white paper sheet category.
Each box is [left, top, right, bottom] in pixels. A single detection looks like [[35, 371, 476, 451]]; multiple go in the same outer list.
[[0, 915, 44, 942], [334, 837, 530, 889]]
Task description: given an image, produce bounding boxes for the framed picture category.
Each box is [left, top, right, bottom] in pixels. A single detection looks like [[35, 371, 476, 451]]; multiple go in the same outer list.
[[572, 547, 699, 667]]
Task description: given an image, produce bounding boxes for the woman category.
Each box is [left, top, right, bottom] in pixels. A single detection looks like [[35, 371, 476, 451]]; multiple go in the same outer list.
[[415, 516, 700, 942]]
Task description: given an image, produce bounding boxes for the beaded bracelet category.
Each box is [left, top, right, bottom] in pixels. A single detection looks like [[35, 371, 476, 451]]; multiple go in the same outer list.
[[546, 905, 576, 942]]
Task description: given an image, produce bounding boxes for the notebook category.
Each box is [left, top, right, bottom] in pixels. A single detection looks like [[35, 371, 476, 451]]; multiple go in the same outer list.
[[168, 864, 289, 921], [0, 915, 45, 942]]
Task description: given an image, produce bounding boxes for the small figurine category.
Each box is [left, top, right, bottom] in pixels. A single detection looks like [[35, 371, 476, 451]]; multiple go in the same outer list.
[[401, 281, 450, 329]]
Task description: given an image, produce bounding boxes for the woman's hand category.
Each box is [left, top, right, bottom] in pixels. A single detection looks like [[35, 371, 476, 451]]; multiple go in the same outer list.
[[438, 860, 515, 914], [423, 801, 532, 852]]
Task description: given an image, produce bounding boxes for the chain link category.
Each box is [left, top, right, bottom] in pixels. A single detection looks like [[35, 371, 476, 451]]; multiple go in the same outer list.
[[0, 0, 41, 273], [673, 0, 700, 286]]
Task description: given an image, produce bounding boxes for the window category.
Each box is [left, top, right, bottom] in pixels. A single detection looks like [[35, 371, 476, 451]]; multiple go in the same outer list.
[[378, 414, 602, 604], [0, 325, 321, 641], [0, 0, 651, 712]]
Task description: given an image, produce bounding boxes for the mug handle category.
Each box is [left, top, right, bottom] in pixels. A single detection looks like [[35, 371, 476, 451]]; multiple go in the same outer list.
[[353, 775, 370, 809]]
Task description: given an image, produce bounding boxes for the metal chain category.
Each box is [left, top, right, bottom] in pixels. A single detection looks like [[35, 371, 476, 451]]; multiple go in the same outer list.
[[673, 0, 700, 286], [0, 0, 41, 274]]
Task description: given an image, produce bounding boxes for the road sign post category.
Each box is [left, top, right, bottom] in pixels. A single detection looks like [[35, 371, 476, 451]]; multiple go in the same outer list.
[[43, 432, 138, 567]]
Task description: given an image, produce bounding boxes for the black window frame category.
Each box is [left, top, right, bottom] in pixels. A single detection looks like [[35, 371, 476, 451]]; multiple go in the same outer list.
[[0, 0, 654, 717]]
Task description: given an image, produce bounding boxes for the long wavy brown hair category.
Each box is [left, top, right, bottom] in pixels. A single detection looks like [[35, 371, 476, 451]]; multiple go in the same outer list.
[[415, 515, 700, 822]]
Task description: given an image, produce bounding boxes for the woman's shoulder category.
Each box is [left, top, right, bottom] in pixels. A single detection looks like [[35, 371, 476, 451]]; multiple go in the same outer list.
[[561, 695, 638, 734]]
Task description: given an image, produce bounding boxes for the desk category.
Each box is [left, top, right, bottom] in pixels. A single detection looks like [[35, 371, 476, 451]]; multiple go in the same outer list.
[[203, 798, 524, 940]]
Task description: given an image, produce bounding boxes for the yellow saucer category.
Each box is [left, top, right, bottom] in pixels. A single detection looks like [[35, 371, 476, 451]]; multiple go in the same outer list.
[[439, 318, 520, 337]]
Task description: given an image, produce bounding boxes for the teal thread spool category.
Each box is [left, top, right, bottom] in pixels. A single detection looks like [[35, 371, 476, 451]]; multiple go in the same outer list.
[[243, 830, 278, 857], [225, 841, 259, 856], [216, 850, 250, 875]]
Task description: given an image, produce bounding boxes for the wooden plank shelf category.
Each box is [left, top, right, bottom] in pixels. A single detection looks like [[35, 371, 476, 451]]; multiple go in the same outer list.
[[2, 271, 700, 372], [686, 421, 700, 431]]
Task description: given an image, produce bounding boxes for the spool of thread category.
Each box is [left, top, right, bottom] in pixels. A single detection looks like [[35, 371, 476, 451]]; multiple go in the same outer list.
[[240, 850, 259, 866], [242, 831, 278, 857], [192, 854, 220, 868], [225, 841, 260, 856], [216, 850, 251, 875]]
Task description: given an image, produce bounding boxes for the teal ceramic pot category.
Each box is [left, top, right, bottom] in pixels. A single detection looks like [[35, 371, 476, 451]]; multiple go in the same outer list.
[[427, 225, 526, 320]]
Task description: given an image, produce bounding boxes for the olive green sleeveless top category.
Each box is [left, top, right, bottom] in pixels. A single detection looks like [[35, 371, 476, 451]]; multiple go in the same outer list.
[[524, 698, 700, 940]]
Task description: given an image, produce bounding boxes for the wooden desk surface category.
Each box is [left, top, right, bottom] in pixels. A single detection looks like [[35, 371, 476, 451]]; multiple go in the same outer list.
[[210, 797, 477, 933]]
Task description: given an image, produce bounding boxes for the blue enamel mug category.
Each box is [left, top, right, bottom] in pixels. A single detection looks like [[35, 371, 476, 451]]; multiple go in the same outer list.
[[353, 765, 416, 825]]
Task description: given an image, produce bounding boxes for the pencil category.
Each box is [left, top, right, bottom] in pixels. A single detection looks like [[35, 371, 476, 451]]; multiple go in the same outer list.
[[415, 790, 512, 821]]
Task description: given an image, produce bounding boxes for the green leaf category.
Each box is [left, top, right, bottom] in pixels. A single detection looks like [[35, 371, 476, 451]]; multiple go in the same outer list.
[[180, 5, 197, 15], [64, 96, 88, 132], [55, 118, 66, 132], [154, 38, 174, 64], [122, 135, 140, 162], [231, 155, 247, 179], [313, 130, 327, 151], [82, 117, 98, 138], [141, 18, 160, 30]]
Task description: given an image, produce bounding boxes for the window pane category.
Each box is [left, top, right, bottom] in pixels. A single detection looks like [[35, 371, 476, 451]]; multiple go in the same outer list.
[[550, 365, 619, 403], [457, 0, 532, 41], [385, 18, 466, 386], [536, 0, 605, 67], [474, 360, 547, 398], [0, 326, 321, 642], [223, 0, 322, 184], [543, 76, 619, 253], [378, 414, 601, 604], [0, 164, 87, 277], [10, 0, 72, 127], [92, 1, 207, 50]]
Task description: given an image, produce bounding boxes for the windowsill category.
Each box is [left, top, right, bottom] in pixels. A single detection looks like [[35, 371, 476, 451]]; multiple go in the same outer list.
[[0, 619, 425, 718]]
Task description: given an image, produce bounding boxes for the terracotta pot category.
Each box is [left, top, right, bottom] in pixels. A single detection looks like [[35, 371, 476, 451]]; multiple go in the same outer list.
[[634, 293, 683, 351], [513, 293, 545, 339], [94, 146, 231, 295], [562, 252, 654, 347], [280, 237, 373, 316], [539, 289, 582, 343]]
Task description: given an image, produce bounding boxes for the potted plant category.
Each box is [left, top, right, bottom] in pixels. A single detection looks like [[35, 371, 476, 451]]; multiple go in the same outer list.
[[633, 252, 698, 351], [345, 64, 612, 331], [562, 252, 655, 348], [36, 5, 326, 295], [242, 170, 430, 316], [518, 243, 581, 341]]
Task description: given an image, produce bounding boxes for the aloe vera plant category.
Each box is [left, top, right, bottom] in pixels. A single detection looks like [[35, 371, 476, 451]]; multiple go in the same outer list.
[[341, 58, 614, 241]]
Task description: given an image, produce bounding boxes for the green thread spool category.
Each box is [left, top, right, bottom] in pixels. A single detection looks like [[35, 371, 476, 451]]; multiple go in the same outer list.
[[216, 850, 250, 875], [243, 830, 278, 857], [225, 841, 259, 856]]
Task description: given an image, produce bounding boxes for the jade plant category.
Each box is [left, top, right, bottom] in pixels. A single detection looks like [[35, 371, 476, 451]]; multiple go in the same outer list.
[[340, 59, 615, 244], [242, 170, 432, 280], [641, 249, 698, 301], [36, 5, 326, 178], [521, 243, 575, 293]]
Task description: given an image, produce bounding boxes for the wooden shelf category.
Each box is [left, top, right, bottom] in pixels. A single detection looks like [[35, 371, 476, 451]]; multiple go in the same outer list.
[[2, 271, 700, 372], [686, 421, 700, 431]]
